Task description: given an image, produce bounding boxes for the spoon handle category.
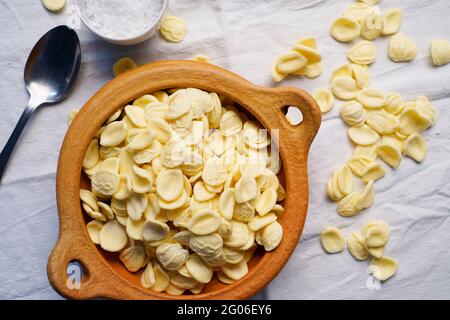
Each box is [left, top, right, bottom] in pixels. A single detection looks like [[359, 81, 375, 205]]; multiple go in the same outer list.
[[0, 102, 38, 183]]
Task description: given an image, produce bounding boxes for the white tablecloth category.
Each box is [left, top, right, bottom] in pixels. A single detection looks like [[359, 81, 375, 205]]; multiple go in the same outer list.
[[0, 0, 449, 300]]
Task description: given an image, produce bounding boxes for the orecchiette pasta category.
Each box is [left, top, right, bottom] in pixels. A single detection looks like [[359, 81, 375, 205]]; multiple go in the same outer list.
[[80, 88, 286, 295]]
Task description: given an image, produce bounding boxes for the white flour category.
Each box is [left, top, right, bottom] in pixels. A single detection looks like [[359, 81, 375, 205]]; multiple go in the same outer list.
[[80, 0, 164, 38]]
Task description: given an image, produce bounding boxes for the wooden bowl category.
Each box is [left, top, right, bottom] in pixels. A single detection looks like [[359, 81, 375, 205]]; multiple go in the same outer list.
[[47, 60, 321, 299]]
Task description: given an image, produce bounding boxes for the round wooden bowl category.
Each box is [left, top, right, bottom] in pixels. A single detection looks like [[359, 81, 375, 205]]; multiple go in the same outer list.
[[47, 60, 321, 300]]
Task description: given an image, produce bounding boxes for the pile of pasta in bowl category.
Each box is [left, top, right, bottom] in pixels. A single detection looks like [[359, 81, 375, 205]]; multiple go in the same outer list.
[[79, 88, 285, 295]]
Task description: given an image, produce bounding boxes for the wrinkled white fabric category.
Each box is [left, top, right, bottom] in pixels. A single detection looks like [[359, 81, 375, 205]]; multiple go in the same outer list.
[[0, 0, 449, 300]]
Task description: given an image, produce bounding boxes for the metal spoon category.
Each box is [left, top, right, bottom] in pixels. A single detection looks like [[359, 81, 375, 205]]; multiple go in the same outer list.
[[0, 25, 81, 183]]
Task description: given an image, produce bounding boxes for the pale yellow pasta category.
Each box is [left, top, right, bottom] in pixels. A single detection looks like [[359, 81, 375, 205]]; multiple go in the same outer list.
[[160, 16, 187, 43], [402, 133, 427, 162], [348, 41, 377, 65], [331, 76, 360, 100], [330, 17, 361, 43], [340, 101, 366, 127], [382, 8, 403, 35], [431, 39, 450, 66], [42, 0, 66, 12], [81, 87, 286, 295], [360, 13, 383, 40], [348, 125, 380, 146], [370, 257, 398, 281], [343, 3, 374, 23], [313, 89, 335, 114], [389, 33, 417, 62], [113, 57, 137, 77], [275, 51, 308, 74], [320, 227, 345, 254]]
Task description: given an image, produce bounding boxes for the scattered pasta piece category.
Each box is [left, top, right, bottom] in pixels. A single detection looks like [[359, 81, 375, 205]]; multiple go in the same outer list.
[[347, 155, 373, 177], [340, 100, 366, 127], [271, 61, 287, 83], [431, 39, 450, 66], [389, 33, 417, 62], [360, 13, 383, 40], [402, 133, 427, 162], [331, 76, 360, 100], [348, 41, 377, 65], [348, 124, 380, 146], [347, 231, 369, 261], [313, 89, 335, 114], [160, 16, 187, 43], [343, 3, 374, 23], [369, 256, 398, 281], [330, 17, 361, 43], [356, 88, 385, 109], [361, 162, 385, 183], [382, 8, 403, 35], [337, 192, 362, 217], [327, 165, 354, 201], [113, 57, 137, 77], [320, 227, 345, 254], [376, 144, 402, 168], [42, 0, 66, 12], [275, 51, 307, 74], [384, 92, 405, 115]]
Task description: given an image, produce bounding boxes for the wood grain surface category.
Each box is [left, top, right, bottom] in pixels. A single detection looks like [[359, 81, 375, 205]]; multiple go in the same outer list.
[[47, 60, 321, 300]]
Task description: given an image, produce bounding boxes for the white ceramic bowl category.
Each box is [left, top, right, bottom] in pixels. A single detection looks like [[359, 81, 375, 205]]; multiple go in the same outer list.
[[74, 0, 168, 45]]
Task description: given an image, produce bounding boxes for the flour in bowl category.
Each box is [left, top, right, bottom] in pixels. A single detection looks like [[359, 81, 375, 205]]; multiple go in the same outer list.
[[80, 0, 164, 38]]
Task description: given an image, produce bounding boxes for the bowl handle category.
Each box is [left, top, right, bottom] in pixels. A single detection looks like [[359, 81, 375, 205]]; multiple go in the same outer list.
[[47, 231, 138, 299], [271, 86, 321, 152], [246, 85, 322, 154]]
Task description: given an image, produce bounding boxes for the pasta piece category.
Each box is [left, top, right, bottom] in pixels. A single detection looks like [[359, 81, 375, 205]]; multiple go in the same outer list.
[[259, 221, 283, 251], [384, 92, 405, 115], [340, 100, 366, 127], [275, 51, 308, 74], [337, 192, 362, 217], [42, 0, 66, 12], [369, 257, 398, 281], [356, 88, 386, 109], [389, 33, 417, 62], [376, 144, 402, 168], [99, 219, 128, 252], [86, 220, 103, 245], [119, 245, 146, 272], [291, 44, 321, 64], [347, 155, 373, 177], [330, 76, 360, 100], [313, 89, 335, 114], [320, 227, 345, 254], [351, 63, 371, 89], [347, 232, 369, 261], [348, 125, 380, 146], [330, 17, 361, 42], [188, 210, 221, 235], [431, 39, 450, 66], [402, 133, 427, 162], [382, 8, 403, 35], [361, 162, 385, 183], [360, 13, 383, 40], [113, 57, 137, 77], [348, 41, 377, 65], [160, 16, 187, 43], [271, 61, 287, 82], [343, 3, 374, 23]]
